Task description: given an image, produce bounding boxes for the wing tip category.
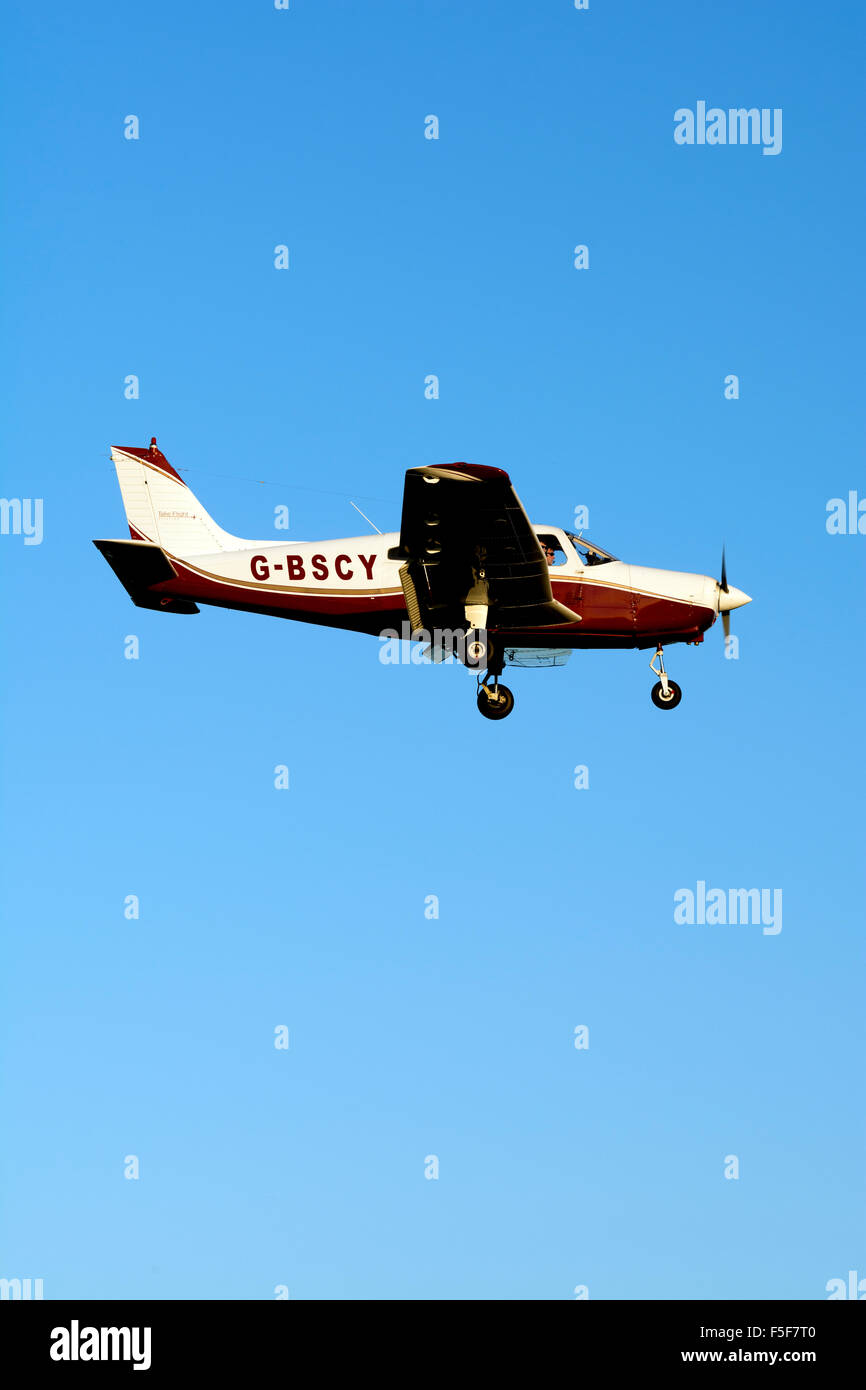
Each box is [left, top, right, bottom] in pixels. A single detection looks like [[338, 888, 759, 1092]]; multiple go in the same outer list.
[[410, 462, 511, 484]]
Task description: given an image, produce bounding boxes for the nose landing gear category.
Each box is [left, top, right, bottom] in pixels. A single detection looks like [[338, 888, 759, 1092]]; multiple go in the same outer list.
[[649, 645, 682, 710]]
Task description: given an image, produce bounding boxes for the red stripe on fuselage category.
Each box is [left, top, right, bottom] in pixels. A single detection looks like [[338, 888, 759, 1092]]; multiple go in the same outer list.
[[141, 554, 716, 647]]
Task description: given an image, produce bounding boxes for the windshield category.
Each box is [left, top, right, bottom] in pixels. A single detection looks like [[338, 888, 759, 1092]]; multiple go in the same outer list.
[[564, 531, 617, 565]]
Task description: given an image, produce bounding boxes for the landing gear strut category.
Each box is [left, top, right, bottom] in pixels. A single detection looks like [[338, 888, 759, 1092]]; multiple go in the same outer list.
[[649, 645, 682, 710], [475, 643, 515, 720]]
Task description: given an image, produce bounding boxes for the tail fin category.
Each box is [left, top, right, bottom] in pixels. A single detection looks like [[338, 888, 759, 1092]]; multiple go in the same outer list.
[[110, 438, 246, 555]]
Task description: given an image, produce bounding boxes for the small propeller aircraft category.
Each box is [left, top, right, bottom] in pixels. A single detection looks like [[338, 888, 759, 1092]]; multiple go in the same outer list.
[[94, 440, 751, 719]]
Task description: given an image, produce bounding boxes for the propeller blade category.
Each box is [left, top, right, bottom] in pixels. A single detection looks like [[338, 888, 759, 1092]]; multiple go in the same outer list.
[[717, 550, 749, 640]]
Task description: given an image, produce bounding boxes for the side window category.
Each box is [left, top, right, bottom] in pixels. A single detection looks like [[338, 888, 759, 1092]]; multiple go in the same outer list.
[[536, 533, 568, 567]]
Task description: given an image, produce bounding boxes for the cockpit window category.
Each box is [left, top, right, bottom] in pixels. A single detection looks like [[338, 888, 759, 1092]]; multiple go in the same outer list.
[[564, 531, 617, 566]]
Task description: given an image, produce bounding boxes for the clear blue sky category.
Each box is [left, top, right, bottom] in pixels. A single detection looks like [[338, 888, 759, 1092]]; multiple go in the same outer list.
[[2, 0, 863, 1300]]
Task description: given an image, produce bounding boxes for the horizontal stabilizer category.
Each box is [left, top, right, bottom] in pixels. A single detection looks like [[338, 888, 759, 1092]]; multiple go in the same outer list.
[[93, 539, 199, 614]]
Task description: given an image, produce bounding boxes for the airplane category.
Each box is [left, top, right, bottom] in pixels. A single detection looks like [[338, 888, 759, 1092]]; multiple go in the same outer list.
[[93, 439, 751, 720]]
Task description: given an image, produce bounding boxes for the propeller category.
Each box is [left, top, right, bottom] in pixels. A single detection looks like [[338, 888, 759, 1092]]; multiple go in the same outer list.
[[719, 546, 730, 639], [716, 545, 751, 639]]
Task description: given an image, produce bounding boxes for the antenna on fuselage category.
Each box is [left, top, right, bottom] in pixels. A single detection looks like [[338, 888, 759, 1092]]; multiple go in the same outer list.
[[349, 500, 383, 535]]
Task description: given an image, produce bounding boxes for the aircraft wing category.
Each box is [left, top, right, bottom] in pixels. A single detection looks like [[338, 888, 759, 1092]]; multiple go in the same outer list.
[[389, 464, 579, 630]]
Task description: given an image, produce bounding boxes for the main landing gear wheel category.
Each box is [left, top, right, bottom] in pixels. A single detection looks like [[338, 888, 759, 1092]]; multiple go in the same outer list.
[[477, 683, 515, 720], [651, 679, 682, 710]]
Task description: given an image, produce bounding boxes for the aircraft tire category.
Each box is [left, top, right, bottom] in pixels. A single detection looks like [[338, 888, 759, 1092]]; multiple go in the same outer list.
[[464, 630, 494, 669], [477, 684, 515, 720], [650, 679, 682, 710]]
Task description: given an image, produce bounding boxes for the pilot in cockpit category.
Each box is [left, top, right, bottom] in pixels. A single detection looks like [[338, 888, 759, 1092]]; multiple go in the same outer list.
[[538, 534, 558, 567]]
